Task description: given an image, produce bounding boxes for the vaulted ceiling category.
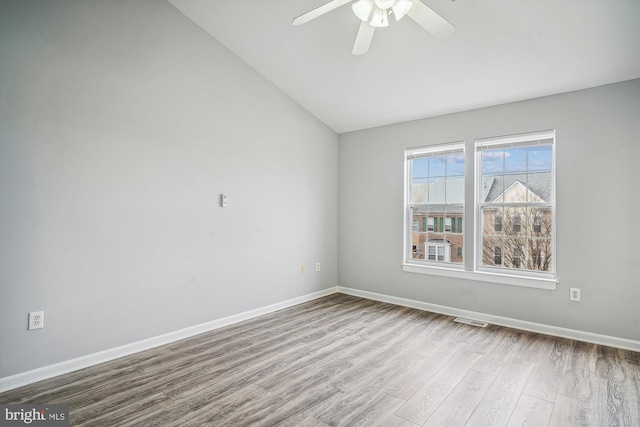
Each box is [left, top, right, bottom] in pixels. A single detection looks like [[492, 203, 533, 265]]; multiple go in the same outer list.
[[168, 0, 640, 133]]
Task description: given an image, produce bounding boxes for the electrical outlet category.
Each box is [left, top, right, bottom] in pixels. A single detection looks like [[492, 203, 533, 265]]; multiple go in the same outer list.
[[316, 262, 321, 272], [569, 288, 581, 302], [28, 311, 44, 330], [300, 265, 306, 274]]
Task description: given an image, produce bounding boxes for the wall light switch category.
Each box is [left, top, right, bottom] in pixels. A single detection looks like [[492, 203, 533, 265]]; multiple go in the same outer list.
[[220, 194, 228, 208]]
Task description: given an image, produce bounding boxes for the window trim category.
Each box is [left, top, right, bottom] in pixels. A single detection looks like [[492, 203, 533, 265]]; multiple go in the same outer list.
[[403, 131, 557, 291], [401, 263, 558, 290]]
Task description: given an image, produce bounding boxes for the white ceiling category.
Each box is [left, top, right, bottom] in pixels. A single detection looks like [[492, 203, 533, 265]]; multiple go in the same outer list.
[[168, 0, 640, 134]]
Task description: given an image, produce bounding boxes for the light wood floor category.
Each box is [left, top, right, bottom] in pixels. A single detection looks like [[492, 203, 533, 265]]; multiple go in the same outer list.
[[1, 293, 639, 426]]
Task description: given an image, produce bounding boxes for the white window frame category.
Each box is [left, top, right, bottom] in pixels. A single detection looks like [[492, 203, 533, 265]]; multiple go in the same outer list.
[[475, 130, 556, 281], [402, 131, 558, 291], [403, 141, 465, 270]]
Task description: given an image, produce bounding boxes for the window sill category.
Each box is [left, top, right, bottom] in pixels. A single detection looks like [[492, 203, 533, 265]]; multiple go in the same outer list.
[[401, 263, 558, 290]]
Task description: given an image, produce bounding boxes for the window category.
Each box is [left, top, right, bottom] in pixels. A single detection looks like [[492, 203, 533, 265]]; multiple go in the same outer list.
[[494, 246, 502, 265], [512, 215, 522, 233], [477, 130, 555, 277], [427, 217, 434, 232], [427, 243, 448, 261], [405, 142, 464, 265], [403, 130, 556, 289], [533, 216, 542, 233], [513, 245, 523, 268], [427, 245, 436, 260], [494, 215, 502, 232]]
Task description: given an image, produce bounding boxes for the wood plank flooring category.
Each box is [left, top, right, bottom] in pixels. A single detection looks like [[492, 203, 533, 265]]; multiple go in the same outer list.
[[1, 293, 639, 426]]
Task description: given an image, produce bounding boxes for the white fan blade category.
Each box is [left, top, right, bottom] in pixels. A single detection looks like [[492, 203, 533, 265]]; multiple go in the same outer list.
[[352, 21, 375, 55], [292, 0, 352, 26], [406, 0, 454, 37]]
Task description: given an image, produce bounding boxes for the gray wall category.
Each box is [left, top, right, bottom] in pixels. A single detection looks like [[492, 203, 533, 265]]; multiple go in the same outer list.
[[1, 0, 637, 381], [339, 79, 640, 341], [0, 0, 338, 377]]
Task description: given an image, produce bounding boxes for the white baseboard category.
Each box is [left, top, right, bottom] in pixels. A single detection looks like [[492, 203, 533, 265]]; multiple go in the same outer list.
[[338, 286, 640, 352], [0, 287, 339, 393], [3, 285, 637, 393]]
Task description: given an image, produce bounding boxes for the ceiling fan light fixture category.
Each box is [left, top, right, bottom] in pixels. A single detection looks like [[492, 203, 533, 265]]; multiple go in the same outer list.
[[391, 0, 413, 21], [374, 0, 395, 10], [369, 7, 389, 27], [293, 0, 455, 55], [352, 0, 374, 21]]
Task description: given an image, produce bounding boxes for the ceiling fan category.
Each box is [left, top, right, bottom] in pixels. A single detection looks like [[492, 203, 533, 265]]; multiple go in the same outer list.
[[292, 0, 455, 55]]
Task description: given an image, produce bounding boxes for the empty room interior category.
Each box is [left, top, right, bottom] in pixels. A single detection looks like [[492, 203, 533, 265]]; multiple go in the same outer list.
[[0, 0, 639, 426]]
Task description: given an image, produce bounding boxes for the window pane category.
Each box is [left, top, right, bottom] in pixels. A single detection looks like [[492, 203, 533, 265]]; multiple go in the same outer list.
[[528, 238, 553, 272], [482, 235, 502, 266], [505, 147, 528, 173], [444, 206, 464, 264], [410, 205, 428, 260], [447, 153, 465, 176], [411, 178, 429, 204], [482, 150, 504, 174], [527, 146, 552, 172], [446, 177, 464, 204], [413, 157, 429, 179], [505, 207, 526, 237], [529, 207, 551, 237], [527, 171, 552, 202], [425, 177, 443, 204], [482, 207, 503, 237], [429, 156, 446, 177], [506, 239, 527, 270], [411, 157, 428, 198]]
